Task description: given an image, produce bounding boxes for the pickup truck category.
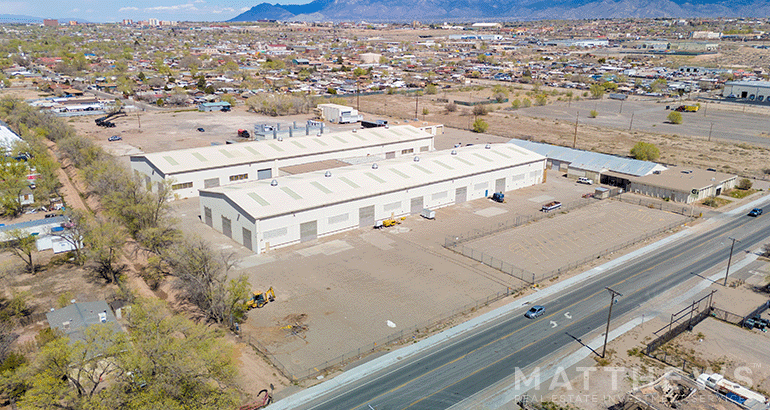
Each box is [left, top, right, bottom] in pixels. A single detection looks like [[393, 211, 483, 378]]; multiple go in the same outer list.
[[541, 201, 562, 212]]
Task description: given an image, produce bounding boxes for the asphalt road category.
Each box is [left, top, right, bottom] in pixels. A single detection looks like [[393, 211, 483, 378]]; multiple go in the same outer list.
[[290, 203, 770, 410]]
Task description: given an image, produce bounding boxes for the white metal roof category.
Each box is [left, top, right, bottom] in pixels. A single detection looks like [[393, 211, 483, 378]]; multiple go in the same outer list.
[[0, 120, 22, 151], [201, 143, 545, 221], [131, 125, 432, 176]]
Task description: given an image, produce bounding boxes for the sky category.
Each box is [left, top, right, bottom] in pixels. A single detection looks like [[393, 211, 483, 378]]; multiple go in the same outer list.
[[0, 0, 309, 22]]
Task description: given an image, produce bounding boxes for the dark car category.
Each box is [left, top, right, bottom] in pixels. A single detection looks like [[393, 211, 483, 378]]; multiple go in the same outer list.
[[108, 135, 122, 142], [749, 208, 763, 217], [197, 127, 205, 132], [525, 305, 545, 319]]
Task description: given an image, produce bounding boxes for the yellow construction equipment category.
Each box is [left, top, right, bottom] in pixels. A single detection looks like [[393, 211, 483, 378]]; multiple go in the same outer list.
[[382, 218, 400, 227], [247, 287, 275, 309]]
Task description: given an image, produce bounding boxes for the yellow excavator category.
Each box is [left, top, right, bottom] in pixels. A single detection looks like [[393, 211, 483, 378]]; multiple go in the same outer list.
[[247, 287, 275, 309]]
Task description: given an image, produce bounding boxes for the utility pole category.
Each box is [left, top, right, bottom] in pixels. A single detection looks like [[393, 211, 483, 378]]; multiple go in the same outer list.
[[724, 237, 740, 286], [602, 287, 623, 358], [628, 112, 634, 131], [708, 122, 714, 142], [619, 98, 624, 114], [573, 111, 579, 149], [356, 79, 360, 111], [415, 91, 419, 120]]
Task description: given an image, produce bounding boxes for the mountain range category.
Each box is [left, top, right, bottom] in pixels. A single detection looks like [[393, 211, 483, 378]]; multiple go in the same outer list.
[[228, 0, 770, 22]]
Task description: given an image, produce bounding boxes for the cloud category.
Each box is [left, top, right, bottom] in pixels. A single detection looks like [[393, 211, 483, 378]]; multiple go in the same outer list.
[[240, 7, 249, 11], [119, 6, 139, 11], [194, 0, 205, 3], [71, 8, 80, 12], [144, 3, 198, 11]]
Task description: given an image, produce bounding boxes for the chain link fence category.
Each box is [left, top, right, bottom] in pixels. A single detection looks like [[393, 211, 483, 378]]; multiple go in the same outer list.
[[612, 195, 696, 217], [246, 287, 515, 382], [444, 197, 596, 247], [447, 219, 689, 284]]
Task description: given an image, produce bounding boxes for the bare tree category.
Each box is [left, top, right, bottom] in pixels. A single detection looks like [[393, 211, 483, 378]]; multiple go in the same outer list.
[[2, 229, 37, 273]]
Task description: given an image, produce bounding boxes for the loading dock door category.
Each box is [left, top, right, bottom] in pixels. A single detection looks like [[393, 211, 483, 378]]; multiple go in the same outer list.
[[455, 187, 467, 204], [222, 217, 232, 238], [257, 169, 272, 180], [300, 221, 317, 243], [359, 205, 375, 228], [410, 197, 424, 215], [204, 207, 212, 227], [495, 178, 506, 193], [242, 227, 252, 251], [551, 160, 560, 170]]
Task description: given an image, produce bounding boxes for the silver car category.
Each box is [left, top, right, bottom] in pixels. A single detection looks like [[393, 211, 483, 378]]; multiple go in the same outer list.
[[525, 305, 545, 319]]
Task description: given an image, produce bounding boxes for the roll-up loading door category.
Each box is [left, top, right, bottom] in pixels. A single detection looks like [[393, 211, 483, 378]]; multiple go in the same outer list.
[[410, 196, 424, 215], [359, 205, 375, 228], [257, 168, 272, 180], [222, 216, 232, 238], [242, 227, 252, 251], [495, 178, 506, 193], [455, 187, 467, 204], [300, 221, 317, 243]]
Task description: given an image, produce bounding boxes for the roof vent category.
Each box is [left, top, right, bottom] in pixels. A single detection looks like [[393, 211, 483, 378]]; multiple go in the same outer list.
[[352, 128, 357, 133], [485, 144, 491, 149], [270, 179, 278, 186], [277, 136, 283, 141], [372, 163, 378, 169], [451, 150, 457, 155], [384, 125, 389, 129], [414, 156, 420, 162], [325, 171, 332, 177], [316, 133, 322, 137]]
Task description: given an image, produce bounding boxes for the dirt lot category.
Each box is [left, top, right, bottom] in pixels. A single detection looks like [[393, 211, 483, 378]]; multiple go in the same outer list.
[[346, 89, 770, 178]]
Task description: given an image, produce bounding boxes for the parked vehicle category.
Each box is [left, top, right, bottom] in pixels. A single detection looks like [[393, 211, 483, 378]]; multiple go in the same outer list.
[[108, 135, 122, 141], [541, 201, 562, 212], [237, 129, 250, 138], [577, 177, 593, 185], [675, 105, 699, 112], [420, 208, 435, 220], [197, 127, 205, 132], [525, 305, 545, 318], [491, 192, 505, 203]]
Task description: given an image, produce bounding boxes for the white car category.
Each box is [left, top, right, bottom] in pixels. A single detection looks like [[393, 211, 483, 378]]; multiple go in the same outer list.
[[577, 177, 593, 185]]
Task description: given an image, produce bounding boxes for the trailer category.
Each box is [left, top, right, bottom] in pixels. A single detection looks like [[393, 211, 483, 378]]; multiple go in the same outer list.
[[317, 103, 363, 124], [541, 201, 562, 212]]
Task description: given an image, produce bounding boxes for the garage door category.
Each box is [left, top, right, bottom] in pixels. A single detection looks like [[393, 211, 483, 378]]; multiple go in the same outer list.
[[300, 221, 317, 243], [257, 168, 272, 180], [359, 205, 375, 228], [222, 216, 232, 238], [455, 187, 467, 204], [551, 160, 560, 170], [204, 178, 220, 188], [242, 227, 252, 251], [410, 196, 423, 215], [204, 207, 212, 227], [495, 178, 506, 193]]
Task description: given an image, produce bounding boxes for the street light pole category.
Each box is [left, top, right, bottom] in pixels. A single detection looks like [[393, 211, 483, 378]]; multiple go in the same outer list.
[[724, 237, 740, 286], [602, 287, 623, 358]]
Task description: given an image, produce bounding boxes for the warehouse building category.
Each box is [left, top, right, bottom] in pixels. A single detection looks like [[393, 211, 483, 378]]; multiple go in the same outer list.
[[722, 80, 770, 101], [508, 139, 666, 184], [130, 125, 435, 199], [200, 144, 546, 253], [628, 167, 737, 203]]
